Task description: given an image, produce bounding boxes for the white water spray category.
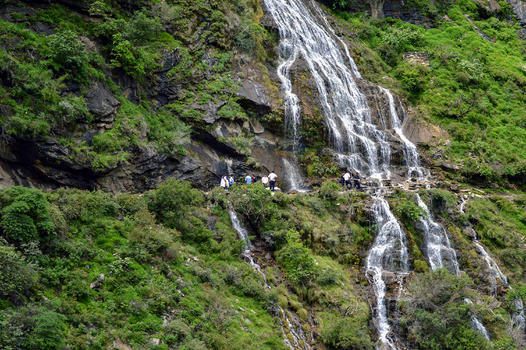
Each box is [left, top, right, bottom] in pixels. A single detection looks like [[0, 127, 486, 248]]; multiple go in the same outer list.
[[282, 158, 308, 193]]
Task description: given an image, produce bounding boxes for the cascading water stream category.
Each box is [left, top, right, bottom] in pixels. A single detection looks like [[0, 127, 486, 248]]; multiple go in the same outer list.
[[228, 207, 311, 349], [380, 87, 426, 180], [264, 0, 391, 179], [415, 193, 460, 275], [366, 195, 410, 349], [416, 194, 490, 338], [459, 197, 525, 331], [282, 158, 308, 192]]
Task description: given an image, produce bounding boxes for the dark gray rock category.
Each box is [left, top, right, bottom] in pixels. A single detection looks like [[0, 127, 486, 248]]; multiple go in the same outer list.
[[236, 80, 272, 114], [506, 0, 526, 27], [85, 82, 120, 123], [156, 49, 182, 106]]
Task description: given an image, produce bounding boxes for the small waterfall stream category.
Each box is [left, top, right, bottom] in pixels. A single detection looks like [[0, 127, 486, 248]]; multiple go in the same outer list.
[[416, 193, 490, 338], [415, 194, 460, 275], [459, 197, 525, 332], [282, 158, 308, 193], [228, 207, 311, 349], [366, 195, 410, 349], [380, 87, 426, 180]]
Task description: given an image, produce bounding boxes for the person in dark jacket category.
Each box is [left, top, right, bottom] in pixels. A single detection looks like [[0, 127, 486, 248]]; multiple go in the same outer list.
[[353, 172, 361, 190]]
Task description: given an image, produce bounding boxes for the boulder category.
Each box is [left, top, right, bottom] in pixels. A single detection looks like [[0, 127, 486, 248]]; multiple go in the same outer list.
[[85, 82, 120, 124], [403, 52, 430, 66]]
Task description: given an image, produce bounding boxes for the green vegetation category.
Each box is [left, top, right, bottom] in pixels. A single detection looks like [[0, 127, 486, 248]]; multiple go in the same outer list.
[[399, 269, 510, 350], [464, 193, 526, 283], [332, 0, 526, 185]]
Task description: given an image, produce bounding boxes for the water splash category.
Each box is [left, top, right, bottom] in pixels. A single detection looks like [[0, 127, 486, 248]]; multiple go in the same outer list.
[[281, 158, 308, 193]]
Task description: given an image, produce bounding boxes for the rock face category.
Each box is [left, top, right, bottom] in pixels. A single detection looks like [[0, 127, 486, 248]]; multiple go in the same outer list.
[[506, 0, 526, 26], [85, 82, 120, 127]]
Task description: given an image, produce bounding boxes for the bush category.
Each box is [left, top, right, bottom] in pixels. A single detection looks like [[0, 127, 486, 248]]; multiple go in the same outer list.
[[47, 30, 89, 80], [319, 310, 374, 349], [276, 232, 318, 285], [319, 181, 341, 201], [400, 269, 491, 349], [0, 241, 38, 304], [0, 187, 55, 246], [147, 179, 203, 230]]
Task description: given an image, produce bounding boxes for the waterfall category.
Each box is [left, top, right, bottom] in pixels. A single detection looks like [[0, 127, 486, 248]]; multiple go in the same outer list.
[[264, 0, 392, 179], [380, 87, 426, 180], [282, 158, 308, 192], [464, 299, 491, 340], [277, 35, 302, 151], [228, 207, 311, 349], [459, 197, 525, 331], [416, 194, 491, 338], [262, 0, 417, 347], [366, 196, 409, 349], [415, 193, 460, 275]]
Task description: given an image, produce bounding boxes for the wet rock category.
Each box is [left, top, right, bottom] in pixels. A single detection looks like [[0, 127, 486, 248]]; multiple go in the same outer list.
[[85, 82, 120, 124], [464, 227, 478, 240], [192, 101, 227, 124], [156, 49, 182, 106]]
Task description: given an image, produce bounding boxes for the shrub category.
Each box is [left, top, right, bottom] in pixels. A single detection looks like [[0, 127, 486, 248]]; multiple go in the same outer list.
[[0, 241, 38, 304], [147, 179, 203, 230], [319, 181, 341, 201], [26, 308, 67, 350], [47, 30, 89, 80], [0, 187, 55, 246], [400, 269, 491, 349], [276, 232, 318, 285], [319, 310, 374, 349]]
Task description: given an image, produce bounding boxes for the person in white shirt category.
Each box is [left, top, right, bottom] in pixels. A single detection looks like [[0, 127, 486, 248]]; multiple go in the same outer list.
[[220, 176, 229, 190], [268, 171, 277, 191], [261, 175, 269, 188], [343, 171, 352, 190]]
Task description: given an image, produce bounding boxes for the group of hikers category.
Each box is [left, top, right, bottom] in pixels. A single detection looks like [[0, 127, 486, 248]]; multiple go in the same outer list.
[[340, 170, 361, 190], [219, 171, 278, 191]]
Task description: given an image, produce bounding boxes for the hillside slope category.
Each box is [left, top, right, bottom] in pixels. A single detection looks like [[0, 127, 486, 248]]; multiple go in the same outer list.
[[0, 0, 526, 349]]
